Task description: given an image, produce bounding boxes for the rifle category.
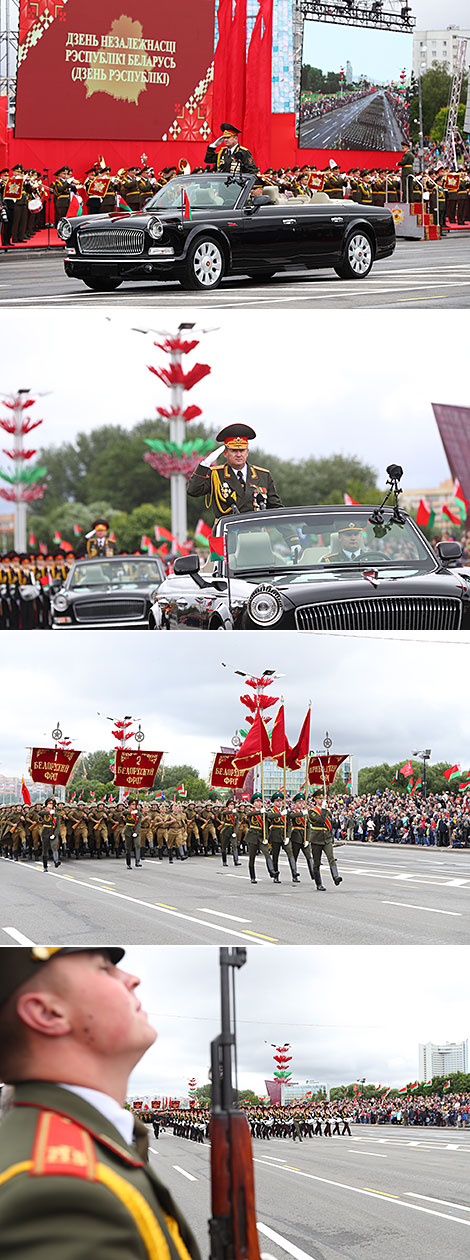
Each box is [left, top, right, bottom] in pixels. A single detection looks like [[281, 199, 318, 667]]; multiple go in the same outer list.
[[209, 947, 261, 1260]]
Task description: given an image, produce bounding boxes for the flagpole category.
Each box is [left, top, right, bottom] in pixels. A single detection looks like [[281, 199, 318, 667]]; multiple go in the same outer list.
[[260, 754, 266, 843], [283, 752, 287, 843], [303, 702, 311, 840]]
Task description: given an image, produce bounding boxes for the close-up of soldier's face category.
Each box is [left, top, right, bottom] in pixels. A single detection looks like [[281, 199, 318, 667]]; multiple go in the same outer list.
[[225, 445, 248, 470]]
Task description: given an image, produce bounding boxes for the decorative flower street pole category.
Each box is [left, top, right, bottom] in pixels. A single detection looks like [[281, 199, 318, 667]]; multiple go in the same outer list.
[[143, 325, 215, 545], [0, 390, 48, 552]]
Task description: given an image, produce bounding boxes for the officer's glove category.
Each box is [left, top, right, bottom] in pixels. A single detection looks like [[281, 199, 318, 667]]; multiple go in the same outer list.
[[291, 544, 303, 565]]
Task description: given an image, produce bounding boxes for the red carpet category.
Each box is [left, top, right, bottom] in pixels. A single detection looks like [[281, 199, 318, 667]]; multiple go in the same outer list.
[[444, 219, 470, 230], [2, 227, 61, 249]]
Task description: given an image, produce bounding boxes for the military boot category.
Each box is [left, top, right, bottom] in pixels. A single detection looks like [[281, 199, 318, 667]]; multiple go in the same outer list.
[[330, 861, 342, 886]]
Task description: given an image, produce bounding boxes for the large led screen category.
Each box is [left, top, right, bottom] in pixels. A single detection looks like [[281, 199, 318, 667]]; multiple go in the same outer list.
[[299, 20, 412, 150], [15, 0, 215, 141]]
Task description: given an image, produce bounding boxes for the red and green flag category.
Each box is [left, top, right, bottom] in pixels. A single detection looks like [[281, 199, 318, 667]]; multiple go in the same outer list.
[[116, 193, 132, 212], [416, 498, 435, 529], [344, 492, 360, 505], [444, 765, 460, 782], [442, 503, 462, 527], [453, 479, 469, 520], [411, 777, 422, 795], [194, 518, 212, 548], [444, 1079, 451, 1091], [28, 531, 36, 546], [182, 189, 192, 221], [409, 1081, 419, 1092], [209, 533, 225, 562]]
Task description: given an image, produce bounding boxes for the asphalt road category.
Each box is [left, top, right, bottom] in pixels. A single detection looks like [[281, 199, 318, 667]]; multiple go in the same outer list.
[[1, 843, 469, 946], [149, 1126, 470, 1260], [1, 237, 470, 308], [299, 90, 405, 150]]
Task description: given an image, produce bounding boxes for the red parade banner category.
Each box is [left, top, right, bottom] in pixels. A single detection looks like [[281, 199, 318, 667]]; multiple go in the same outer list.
[[114, 749, 163, 788], [16, 0, 215, 141], [210, 753, 249, 791], [307, 754, 348, 788], [30, 747, 82, 786]]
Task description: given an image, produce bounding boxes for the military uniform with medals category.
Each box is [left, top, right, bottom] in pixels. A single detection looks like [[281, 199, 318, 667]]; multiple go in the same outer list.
[[308, 794, 342, 888]]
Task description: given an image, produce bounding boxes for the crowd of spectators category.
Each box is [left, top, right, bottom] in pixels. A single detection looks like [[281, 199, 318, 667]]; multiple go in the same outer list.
[[329, 790, 470, 848]]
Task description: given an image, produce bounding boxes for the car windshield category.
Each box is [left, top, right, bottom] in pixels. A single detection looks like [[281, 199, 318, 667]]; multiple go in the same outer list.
[[69, 560, 161, 589], [223, 511, 434, 575], [145, 175, 248, 212]]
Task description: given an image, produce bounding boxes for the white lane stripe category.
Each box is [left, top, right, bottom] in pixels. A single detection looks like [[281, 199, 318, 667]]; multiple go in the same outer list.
[[172, 1165, 197, 1182], [266, 1165, 470, 1225], [3, 927, 36, 945], [90, 875, 117, 884], [258, 1222, 319, 1260], [149, 1147, 159, 1154], [197, 908, 251, 922], [349, 1151, 387, 1157], [0, 858, 270, 944], [382, 901, 461, 916], [406, 1193, 470, 1212]]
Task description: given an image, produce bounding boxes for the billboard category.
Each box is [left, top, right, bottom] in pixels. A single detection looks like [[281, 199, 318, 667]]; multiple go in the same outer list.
[[299, 20, 412, 150], [16, 0, 215, 141], [432, 404, 470, 508]]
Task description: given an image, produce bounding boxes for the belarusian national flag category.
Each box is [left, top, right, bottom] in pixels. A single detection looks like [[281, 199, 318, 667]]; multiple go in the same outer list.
[[443, 765, 460, 781], [73, 524, 82, 536], [39, 542, 48, 555], [141, 535, 152, 551], [397, 1086, 408, 1095], [409, 1082, 419, 1092], [66, 192, 83, 217], [442, 503, 462, 526], [444, 1079, 451, 1091], [209, 533, 225, 562], [425, 1079, 432, 1086], [182, 189, 192, 221], [28, 531, 36, 546], [194, 519, 212, 547], [416, 498, 435, 529], [176, 783, 187, 796], [53, 530, 62, 543], [116, 193, 132, 212], [154, 525, 174, 543], [407, 778, 413, 793], [344, 492, 360, 505], [453, 479, 469, 518]]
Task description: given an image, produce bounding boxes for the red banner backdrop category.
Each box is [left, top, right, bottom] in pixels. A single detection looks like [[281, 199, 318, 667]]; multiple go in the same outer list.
[[114, 749, 163, 788], [210, 753, 248, 791], [307, 754, 348, 788], [30, 747, 82, 786], [432, 404, 470, 508], [16, 0, 215, 142]]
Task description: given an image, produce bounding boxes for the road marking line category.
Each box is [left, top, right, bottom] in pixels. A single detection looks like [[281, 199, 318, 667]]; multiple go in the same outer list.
[[172, 1165, 197, 1182], [270, 1165, 470, 1225], [149, 1147, 159, 1155], [3, 927, 36, 945], [382, 901, 461, 916], [90, 875, 117, 884], [1, 859, 270, 944], [257, 1222, 318, 1260], [349, 1151, 387, 1157], [197, 908, 251, 922], [406, 1193, 470, 1212], [155, 903, 178, 910], [243, 929, 279, 942]]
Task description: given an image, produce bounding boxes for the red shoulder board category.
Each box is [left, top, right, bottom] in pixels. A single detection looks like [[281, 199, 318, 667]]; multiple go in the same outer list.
[[30, 1111, 97, 1180]]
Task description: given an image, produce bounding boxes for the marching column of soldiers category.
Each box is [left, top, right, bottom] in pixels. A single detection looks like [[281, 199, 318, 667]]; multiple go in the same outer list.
[[0, 792, 343, 887], [139, 1104, 352, 1143]]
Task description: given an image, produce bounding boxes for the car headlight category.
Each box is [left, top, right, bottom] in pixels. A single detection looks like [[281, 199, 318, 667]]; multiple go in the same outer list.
[[147, 216, 164, 241], [247, 585, 283, 626], [57, 218, 72, 241], [53, 595, 68, 611]]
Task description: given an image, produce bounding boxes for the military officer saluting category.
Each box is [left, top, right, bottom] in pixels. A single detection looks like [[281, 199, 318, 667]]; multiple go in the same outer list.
[[187, 423, 283, 524], [204, 123, 257, 175], [81, 518, 117, 559], [0, 947, 201, 1260]]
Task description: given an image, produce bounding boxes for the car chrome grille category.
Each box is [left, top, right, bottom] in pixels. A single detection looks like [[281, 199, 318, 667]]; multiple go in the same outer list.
[[77, 229, 145, 256], [75, 599, 146, 623], [294, 598, 462, 631]]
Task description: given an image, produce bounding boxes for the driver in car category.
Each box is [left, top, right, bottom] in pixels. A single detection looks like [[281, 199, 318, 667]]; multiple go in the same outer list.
[[321, 522, 371, 564]]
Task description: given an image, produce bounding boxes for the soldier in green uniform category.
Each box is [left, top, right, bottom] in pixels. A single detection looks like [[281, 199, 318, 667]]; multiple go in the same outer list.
[[39, 798, 62, 873], [397, 143, 414, 202], [219, 801, 241, 866], [187, 423, 283, 525], [204, 123, 257, 175], [308, 789, 343, 888], [122, 800, 143, 869], [266, 793, 300, 883], [245, 794, 276, 884], [0, 947, 201, 1260], [288, 796, 315, 881]]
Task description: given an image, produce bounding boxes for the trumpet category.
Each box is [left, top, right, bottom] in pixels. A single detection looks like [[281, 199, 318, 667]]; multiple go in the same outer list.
[[178, 157, 191, 175]]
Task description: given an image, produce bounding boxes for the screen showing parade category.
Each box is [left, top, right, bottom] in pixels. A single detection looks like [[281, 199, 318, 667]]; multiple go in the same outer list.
[[299, 20, 413, 150]]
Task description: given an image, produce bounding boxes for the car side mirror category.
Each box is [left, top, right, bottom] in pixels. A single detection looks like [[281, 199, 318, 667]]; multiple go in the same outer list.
[[50, 578, 63, 592], [436, 540, 463, 564], [173, 554, 200, 575]]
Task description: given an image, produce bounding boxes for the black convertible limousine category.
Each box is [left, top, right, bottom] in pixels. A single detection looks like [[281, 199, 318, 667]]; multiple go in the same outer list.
[[58, 173, 396, 292], [149, 505, 470, 632]]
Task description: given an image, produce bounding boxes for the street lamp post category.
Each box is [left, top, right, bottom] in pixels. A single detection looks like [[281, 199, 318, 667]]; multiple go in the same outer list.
[[412, 749, 431, 799]]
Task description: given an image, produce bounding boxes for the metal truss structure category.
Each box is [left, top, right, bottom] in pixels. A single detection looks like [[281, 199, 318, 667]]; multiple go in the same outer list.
[[443, 37, 468, 166]]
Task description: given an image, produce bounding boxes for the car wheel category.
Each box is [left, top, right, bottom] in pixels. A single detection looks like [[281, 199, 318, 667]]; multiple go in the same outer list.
[[184, 236, 225, 290], [334, 232, 373, 280], [82, 276, 123, 291]]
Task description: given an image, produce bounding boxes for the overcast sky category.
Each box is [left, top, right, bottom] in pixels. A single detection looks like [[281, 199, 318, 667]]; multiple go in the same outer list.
[[2, 632, 470, 779], [0, 310, 466, 494], [121, 945, 470, 1095], [412, 0, 469, 28]]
